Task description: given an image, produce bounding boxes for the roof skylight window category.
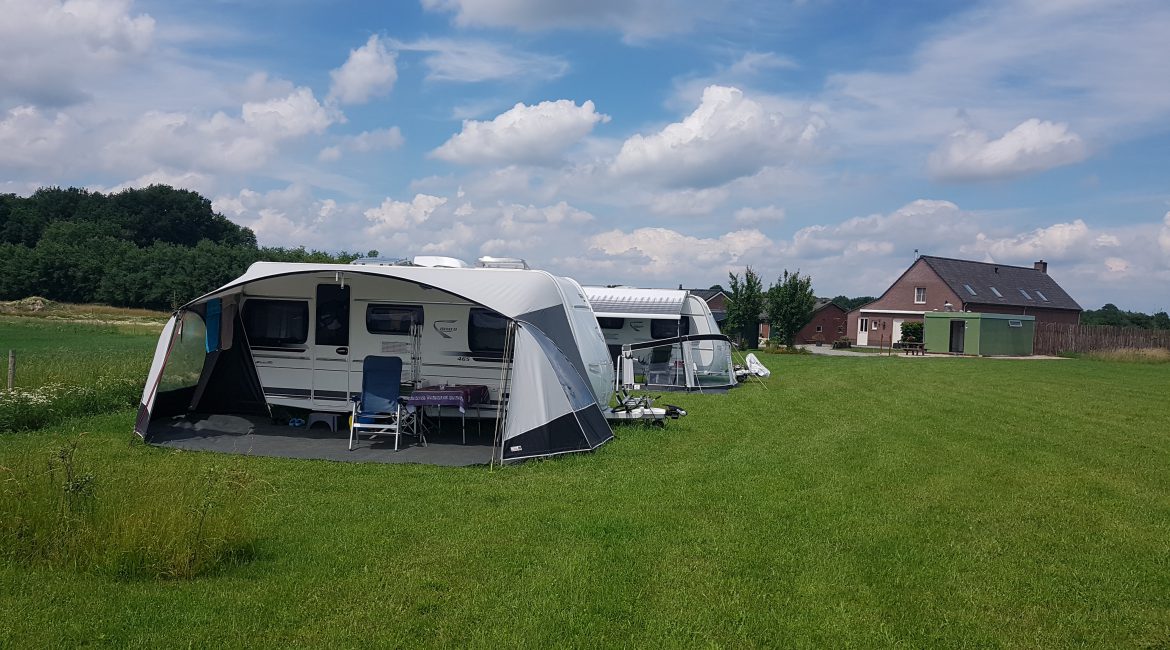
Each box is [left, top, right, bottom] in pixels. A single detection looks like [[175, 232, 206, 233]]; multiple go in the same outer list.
[[1035, 290, 1049, 302], [964, 284, 977, 296], [990, 287, 1003, 298], [1019, 288, 1034, 300]]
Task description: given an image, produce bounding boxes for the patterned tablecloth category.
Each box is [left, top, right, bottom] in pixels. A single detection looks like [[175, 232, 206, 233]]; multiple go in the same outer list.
[[405, 385, 490, 413]]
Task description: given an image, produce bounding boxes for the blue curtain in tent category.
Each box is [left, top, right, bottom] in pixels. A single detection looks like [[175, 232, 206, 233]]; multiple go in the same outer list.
[[205, 299, 221, 353]]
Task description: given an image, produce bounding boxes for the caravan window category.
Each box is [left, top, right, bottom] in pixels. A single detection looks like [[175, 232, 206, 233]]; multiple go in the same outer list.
[[597, 317, 624, 330], [243, 299, 308, 346], [650, 318, 689, 339], [468, 308, 508, 356], [315, 284, 350, 346], [367, 304, 423, 335]]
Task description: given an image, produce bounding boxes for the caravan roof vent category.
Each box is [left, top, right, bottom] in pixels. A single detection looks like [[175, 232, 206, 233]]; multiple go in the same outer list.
[[351, 257, 413, 266], [477, 256, 530, 270], [412, 256, 470, 268]]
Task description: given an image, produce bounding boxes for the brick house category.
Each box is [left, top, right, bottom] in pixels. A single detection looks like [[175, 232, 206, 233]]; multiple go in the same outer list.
[[688, 288, 728, 327], [846, 256, 1082, 346], [795, 300, 848, 344]]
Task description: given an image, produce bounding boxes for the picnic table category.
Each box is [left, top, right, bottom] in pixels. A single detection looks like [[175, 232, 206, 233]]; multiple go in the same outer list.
[[405, 384, 490, 443], [902, 341, 925, 356]]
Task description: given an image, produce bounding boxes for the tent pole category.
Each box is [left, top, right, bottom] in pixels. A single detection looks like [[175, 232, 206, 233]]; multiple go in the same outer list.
[[491, 320, 516, 471]]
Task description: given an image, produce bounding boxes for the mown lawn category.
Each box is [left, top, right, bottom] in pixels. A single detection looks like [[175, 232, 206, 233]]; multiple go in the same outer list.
[[2, 334, 1169, 647]]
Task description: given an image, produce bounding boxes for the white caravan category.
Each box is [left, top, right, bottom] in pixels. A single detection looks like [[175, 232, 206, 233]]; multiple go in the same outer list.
[[583, 287, 736, 391], [136, 261, 616, 462]]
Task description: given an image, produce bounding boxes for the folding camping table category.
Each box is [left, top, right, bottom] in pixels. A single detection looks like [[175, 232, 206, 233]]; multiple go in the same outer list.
[[405, 384, 490, 444]]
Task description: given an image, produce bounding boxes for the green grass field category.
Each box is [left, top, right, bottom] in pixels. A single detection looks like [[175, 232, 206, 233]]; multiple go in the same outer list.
[[2, 316, 1169, 647]]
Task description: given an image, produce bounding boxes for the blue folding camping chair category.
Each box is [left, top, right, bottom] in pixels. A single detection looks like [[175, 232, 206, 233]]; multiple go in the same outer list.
[[349, 355, 422, 451]]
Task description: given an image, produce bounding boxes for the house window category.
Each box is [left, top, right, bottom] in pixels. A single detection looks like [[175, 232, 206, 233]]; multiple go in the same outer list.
[[243, 299, 308, 346], [366, 304, 423, 335], [815, 325, 822, 333], [1019, 288, 1034, 301], [964, 284, 977, 296], [1035, 290, 1049, 302], [859, 318, 869, 332], [597, 317, 624, 330], [914, 287, 926, 304], [990, 286, 1003, 298], [1008, 320, 1023, 327]]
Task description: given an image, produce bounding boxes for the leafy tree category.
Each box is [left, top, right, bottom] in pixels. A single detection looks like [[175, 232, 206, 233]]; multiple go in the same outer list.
[[1154, 312, 1170, 330], [726, 267, 764, 348], [765, 269, 816, 350]]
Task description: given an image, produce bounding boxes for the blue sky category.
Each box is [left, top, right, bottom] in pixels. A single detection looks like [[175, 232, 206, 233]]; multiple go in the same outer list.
[[2, 0, 1169, 311]]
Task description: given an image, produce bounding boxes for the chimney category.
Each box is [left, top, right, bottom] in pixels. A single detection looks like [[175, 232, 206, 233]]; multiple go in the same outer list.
[[1034, 260, 1048, 274]]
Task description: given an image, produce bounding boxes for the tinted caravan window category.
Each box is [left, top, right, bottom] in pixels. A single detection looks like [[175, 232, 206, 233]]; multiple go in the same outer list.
[[367, 304, 423, 335], [243, 299, 308, 346], [650, 318, 688, 339], [597, 317, 624, 330], [315, 284, 350, 346], [468, 308, 508, 356]]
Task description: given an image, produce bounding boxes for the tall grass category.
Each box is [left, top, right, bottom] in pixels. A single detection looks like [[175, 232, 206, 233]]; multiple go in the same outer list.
[[0, 440, 263, 579], [1083, 347, 1170, 363], [1, 316, 158, 432], [0, 378, 142, 432]]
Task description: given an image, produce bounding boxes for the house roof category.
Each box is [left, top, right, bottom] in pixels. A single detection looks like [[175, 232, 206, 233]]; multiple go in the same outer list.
[[919, 256, 1082, 311], [687, 288, 726, 302]]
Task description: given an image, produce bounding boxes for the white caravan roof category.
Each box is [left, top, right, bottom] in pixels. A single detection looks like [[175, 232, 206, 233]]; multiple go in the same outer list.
[[187, 261, 569, 319], [583, 286, 687, 320]]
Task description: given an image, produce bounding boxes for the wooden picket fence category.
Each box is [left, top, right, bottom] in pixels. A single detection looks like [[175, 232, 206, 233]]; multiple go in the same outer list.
[[1034, 322, 1170, 355]]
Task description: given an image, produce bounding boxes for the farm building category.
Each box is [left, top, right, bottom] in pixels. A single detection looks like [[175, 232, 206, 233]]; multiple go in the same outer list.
[[846, 256, 1081, 346], [924, 312, 1035, 356]]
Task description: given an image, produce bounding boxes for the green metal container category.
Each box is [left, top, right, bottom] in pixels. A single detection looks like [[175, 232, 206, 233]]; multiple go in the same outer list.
[[924, 312, 1035, 356]]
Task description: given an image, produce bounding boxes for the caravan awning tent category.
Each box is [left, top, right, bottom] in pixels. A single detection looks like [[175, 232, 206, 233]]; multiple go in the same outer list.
[[583, 286, 737, 391], [136, 262, 614, 463]]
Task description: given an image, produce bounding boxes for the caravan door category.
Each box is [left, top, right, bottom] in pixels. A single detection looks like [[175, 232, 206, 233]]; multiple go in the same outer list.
[[313, 283, 352, 409]]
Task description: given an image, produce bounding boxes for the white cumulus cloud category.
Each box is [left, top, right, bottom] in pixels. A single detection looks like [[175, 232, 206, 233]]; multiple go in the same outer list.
[[432, 99, 609, 166], [364, 194, 448, 234], [213, 185, 364, 248], [962, 219, 1094, 261], [929, 118, 1087, 181], [101, 85, 336, 176], [0, 106, 78, 170], [328, 35, 397, 105], [1160, 211, 1170, 257], [0, 0, 155, 106], [611, 85, 824, 189], [579, 226, 774, 278]]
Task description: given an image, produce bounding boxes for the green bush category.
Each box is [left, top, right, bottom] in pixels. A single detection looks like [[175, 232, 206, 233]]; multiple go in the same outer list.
[[0, 441, 262, 579], [901, 321, 924, 342]]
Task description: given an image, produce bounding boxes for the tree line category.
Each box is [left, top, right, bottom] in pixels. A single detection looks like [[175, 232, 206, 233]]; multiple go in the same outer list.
[[0, 186, 368, 310], [1080, 304, 1170, 330]]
